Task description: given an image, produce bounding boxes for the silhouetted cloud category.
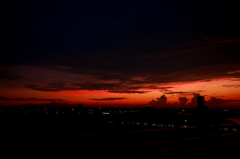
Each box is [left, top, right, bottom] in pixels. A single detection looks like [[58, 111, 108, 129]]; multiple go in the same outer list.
[[90, 97, 126, 101], [178, 97, 188, 106], [190, 93, 201, 105], [148, 95, 167, 107], [0, 96, 68, 102], [207, 97, 240, 107]]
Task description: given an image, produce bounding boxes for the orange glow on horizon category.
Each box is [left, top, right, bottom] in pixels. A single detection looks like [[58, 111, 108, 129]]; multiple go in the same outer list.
[[0, 78, 239, 108]]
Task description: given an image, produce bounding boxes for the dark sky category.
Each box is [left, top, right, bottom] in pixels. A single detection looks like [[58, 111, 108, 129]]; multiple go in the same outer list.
[[1, 0, 240, 107]]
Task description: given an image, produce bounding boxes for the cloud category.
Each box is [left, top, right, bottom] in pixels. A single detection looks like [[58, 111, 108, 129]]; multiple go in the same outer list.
[[158, 87, 175, 89], [207, 97, 240, 107], [24, 84, 81, 91], [90, 97, 126, 101], [190, 93, 201, 105], [223, 84, 240, 88], [165, 91, 190, 94], [73, 82, 122, 90], [0, 96, 68, 102], [227, 70, 240, 74], [158, 87, 174, 92], [147, 95, 167, 107], [108, 90, 149, 94], [0, 71, 24, 81], [178, 97, 188, 105], [24, 82, 154, 93], [196, 90, 205, 92], [230, 78, 240, 81]]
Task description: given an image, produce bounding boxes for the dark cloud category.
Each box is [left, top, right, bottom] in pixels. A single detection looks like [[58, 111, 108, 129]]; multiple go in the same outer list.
[[108, 90, 149, 94], [202, 80, 212, 82], [164, 90, 205, 96], [74, 82, 122, 90], [223, 84, 240, 88], [148, 95, 167, 107], [158, 87, 174, 92], [24, 83, 80, 91], [190, 93, 201, 105], [0, 71, 24, 81], [0, 96, 68, 102], [207, 97, 240, 107], [158, 87, 174, 89], [165, 91, 190, 94], [178, 97, 188, 106], [196, 90, 205, 92], [24, 82, 153, 93], [90, 97, 126, 101], [24, 82, 124, 92]]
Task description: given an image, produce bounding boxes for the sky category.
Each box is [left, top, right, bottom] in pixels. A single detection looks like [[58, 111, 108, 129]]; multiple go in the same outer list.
[[1, 0, 240, 108]]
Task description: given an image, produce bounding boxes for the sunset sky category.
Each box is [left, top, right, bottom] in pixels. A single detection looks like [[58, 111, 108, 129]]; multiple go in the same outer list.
[[1, 0, 240, 108]]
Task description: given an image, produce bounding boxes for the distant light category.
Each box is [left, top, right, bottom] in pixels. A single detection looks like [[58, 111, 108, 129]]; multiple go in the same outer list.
[[185, 120, 187, 122], [224, 128, 229, 131], [232, 128, 238, 132]]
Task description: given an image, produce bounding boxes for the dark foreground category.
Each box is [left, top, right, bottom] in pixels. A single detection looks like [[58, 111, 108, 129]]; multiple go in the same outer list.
[[1, 114, 240, 158]]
